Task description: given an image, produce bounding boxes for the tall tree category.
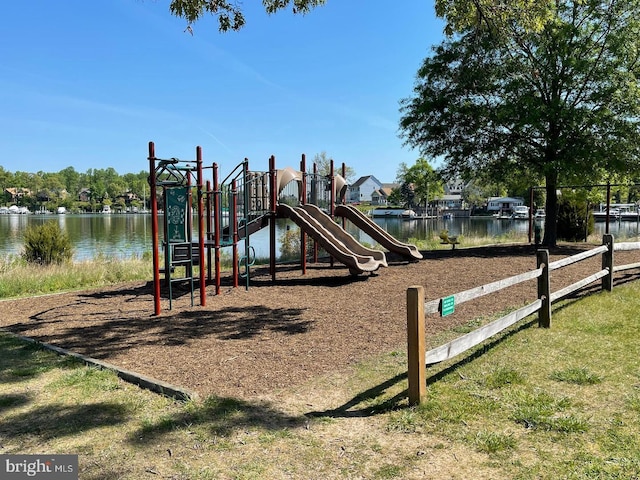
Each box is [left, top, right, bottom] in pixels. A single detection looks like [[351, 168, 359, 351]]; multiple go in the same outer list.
[[396, 159, 443, 209], [312, 151, 356, 183], [399, 0, 640, 246], [59, 167, 81, 196], [170, 0, 326, 32]]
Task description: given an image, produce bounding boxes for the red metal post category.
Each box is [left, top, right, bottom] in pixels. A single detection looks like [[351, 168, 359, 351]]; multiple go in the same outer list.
[[330, 159, 335, 218], [300, 153, 307, 275], [312, 162, 318, 263], [329, 159, 335, 267], [232, 178, 239, 288], [148, 141, 161, 316], [196, 146, 206, 306], [206, 180, 212, 281], [341, 162, 347, 229], [270, 155, 277, 282], [243, 158, 251, 290], [213, 163, 221, 295], [341, 163, 346, 202]]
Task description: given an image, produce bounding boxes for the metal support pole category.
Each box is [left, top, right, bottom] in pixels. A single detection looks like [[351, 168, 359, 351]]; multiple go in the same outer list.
[[341, 162, 347, 229], [300, 153, 307, 275], [313, 162, 319, 263], [243, 159, 251, 290], [270, 155, 277, 282], [206, 180, 212, 281], [213, 163, 221, 295], [196, 146, 206, 306], [329, 159, 335, 267], [148, 142, 161, 316], [232, 178, 239, 288]]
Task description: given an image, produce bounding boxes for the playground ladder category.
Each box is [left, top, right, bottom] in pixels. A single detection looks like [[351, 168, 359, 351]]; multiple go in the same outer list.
[[163, 185, 196, 309], [166, 242, 195, 310]]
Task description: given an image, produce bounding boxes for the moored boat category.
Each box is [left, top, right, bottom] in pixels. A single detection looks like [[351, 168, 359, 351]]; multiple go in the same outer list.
[[511, 205, 530, 219], [370, 208, 416, 219]]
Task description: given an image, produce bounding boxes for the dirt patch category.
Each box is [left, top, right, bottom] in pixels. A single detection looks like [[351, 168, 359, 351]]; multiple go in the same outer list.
[[1, 244, 637, 400]]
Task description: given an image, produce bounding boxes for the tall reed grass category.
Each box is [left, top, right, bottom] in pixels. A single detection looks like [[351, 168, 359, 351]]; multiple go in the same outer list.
[[409, 231, 530, 251], [0, 254, 153, 299]]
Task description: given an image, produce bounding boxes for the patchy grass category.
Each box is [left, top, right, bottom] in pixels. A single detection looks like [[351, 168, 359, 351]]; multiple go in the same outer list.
[[2, 281, 640, 478], [549, 367, 602, 385]]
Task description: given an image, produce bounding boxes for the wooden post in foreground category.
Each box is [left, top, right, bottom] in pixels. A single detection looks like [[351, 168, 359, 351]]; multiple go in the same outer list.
[[407, 286, 426, 406], [536, 249, 551, 328], [602, 234, 614, 292]]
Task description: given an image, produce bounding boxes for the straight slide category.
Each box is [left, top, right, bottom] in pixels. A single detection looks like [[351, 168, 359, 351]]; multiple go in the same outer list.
[[277, 203, 387, 274], [335, 204, 423, 261]]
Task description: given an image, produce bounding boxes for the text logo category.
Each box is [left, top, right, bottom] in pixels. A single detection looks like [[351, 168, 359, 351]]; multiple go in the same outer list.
[[1, 455, 78, 479]]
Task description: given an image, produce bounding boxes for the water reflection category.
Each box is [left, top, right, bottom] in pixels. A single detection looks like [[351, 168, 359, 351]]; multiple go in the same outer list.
[[1, 213, 638, 262]]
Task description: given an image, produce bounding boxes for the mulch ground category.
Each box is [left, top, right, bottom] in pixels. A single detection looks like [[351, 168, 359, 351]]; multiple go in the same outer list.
[[1, 244, 638, 401]]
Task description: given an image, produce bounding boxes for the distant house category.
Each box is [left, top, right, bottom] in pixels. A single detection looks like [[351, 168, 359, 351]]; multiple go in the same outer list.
[[443, 178, 467, 196], [433, 177, 468, 210], [78, 188, 91, 202], [36, 190, 52, 202], [116, 191, 138, 206], [348, 175, 383, 203], [4, 187, 31, 203], [487, 196, 525, 214], [434, 194, 464, 210], [371, 184, 398, 206], [371, 189, 387, 205]]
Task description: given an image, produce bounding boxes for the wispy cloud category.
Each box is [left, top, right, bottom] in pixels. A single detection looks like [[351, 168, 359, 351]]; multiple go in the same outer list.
[[197, 126, 236, 155]]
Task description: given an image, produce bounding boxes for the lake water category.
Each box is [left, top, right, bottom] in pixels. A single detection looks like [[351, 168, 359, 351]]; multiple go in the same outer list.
[[1, 213, 638, 262]]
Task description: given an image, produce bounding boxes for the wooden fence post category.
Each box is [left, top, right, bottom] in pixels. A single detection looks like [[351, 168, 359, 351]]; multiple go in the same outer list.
[[602, 234, 614, 292], [536, 249, 551, 328], [407, 286, 426, 406]]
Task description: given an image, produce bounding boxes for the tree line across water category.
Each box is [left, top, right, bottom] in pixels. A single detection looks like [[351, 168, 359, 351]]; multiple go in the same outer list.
[[0, 166, 149, 213]]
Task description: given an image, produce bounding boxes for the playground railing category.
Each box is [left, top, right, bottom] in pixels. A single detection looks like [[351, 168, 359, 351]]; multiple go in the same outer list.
[[406, 234, 640, 405]]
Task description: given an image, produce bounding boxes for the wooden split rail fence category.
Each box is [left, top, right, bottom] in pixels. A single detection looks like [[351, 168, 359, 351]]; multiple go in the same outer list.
[[407, 234, 640, 405]]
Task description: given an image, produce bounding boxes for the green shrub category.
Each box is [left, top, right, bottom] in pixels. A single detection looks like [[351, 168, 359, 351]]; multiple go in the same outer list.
[[22, 222, 73, 265], [279, 227, 301, 261], [278, 226, 317, 261], [557, 194, 594, 242]]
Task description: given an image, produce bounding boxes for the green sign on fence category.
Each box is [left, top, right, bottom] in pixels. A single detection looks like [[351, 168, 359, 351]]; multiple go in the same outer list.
[[441, 295, 455, 317]]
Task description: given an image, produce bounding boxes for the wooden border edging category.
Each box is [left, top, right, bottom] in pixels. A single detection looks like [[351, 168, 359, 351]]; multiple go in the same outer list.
[[3, 330, 197, 402], [407, 234, 640, 405]]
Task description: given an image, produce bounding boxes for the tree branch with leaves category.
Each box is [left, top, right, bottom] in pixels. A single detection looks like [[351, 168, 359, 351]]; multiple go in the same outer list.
[[170, 0, 326, 32]]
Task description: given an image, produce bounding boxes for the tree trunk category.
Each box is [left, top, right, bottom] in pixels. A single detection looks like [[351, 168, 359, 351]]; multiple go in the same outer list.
[[542, 171, 558, 247]]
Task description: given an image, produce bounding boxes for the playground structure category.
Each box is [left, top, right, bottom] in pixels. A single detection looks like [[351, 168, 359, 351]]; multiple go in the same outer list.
[[147, 141, 422, 315]]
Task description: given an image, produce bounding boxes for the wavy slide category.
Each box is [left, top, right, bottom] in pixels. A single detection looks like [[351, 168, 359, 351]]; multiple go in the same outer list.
[[277, 203, 387, 274], [335, 204, 423, 261]]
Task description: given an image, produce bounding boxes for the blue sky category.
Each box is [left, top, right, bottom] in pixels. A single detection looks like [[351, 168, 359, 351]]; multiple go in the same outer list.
[[0, 1, 445, 183]]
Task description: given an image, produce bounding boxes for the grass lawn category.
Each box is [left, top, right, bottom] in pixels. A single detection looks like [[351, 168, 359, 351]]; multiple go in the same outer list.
[[1, 279, 640, 479]]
